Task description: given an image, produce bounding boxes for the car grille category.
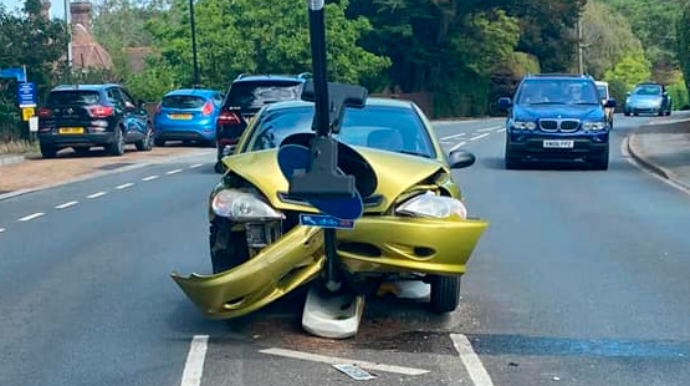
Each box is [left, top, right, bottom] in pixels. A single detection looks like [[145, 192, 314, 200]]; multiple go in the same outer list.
[[539, 119, 580, 132]]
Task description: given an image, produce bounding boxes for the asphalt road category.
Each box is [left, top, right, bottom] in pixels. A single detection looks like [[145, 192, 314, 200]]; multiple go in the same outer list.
[[1, 114, 690, 385]]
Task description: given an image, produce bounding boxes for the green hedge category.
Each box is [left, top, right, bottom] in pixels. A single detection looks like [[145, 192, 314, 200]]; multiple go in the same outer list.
[[679, 2, 690, 95]]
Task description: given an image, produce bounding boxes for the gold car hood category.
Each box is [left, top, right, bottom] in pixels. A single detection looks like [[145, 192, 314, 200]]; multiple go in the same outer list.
[[223, 148, 446, 212]]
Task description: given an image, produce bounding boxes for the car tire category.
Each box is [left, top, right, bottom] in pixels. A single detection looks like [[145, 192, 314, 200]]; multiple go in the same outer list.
[[624, 111, 630, 117], [429, 275, 461, 314], [154, 138, 165, 147], [210, 219, 249, 274], [135, 124, 154, 152], [214, 161, 227, 174], [73, 147, 90, 156], [106, 128, 125, 156], [591, 148, 609, 171], [40, 144, 57, 159], [183, 140, 193, 146], [505, 142, 520, 170]]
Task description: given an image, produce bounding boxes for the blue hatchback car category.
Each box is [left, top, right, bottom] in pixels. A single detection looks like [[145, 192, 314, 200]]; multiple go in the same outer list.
[[153, 89, 224, 146], [499, 74, 616, 170]]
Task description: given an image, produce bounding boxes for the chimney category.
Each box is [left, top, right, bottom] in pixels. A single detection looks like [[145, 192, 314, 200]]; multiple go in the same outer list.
[[70, 1, 92, 33]]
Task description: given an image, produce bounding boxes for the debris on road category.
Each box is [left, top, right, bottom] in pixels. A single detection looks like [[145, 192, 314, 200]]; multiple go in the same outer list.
[[552, 376, 561, 381], [333, 364, 376, 381]]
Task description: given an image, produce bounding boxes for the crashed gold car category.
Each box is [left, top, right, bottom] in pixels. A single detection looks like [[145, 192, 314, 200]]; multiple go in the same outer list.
[[172, 98, 488, 319]]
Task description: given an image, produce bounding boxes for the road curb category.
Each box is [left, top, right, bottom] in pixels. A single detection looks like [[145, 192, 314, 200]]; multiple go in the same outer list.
[[0, 154, 26, 166], [626, 131, 690, 192], [0, 149, 214, 202]]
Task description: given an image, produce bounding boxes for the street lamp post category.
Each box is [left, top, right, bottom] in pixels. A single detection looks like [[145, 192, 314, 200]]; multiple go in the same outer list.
[[189, 0, 200, 87]]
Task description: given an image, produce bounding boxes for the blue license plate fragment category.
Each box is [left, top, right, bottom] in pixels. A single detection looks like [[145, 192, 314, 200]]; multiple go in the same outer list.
[[299, 214, 355, 229]]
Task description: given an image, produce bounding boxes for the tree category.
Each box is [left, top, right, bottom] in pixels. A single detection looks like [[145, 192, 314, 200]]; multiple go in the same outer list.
[[581, 1, 643, 79], [0, 0, 68, 141], [604, 53, 652, 90], [145, 0, 389, 91], [679, 1, 690, 93]]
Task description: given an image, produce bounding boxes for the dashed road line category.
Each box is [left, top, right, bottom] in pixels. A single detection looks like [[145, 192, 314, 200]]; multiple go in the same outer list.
[[0, 228, 6, 233], [166, 169, 183, 175], [55, 201, 79, 209], [496, 128, 506, 133], [116, 183, 134, 190], [450, 142, 467, 151], [476, 126, 502, 132], [87, 191, 108, 199], [142, 175, 159, 181], [180, 335, 209, 386], [259, 347, 429, 376], [441, 133, 467, 141], [470, 133, 491, 141], [451, 334, 495, 386], [18, 212, 45, 222], [189, 163, 204, 169]]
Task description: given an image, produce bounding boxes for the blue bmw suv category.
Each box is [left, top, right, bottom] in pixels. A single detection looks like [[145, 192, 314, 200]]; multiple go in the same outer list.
[[499, 74, 616, 170]]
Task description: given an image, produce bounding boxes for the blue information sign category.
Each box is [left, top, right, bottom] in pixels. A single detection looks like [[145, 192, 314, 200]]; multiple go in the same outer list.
[[17, 82, 36, 107], [0, 67, 27, 83]]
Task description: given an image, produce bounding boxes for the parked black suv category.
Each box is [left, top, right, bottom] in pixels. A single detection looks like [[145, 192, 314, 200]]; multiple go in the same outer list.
[[38, 84, 153, 158], [214, 74, 310, 173]]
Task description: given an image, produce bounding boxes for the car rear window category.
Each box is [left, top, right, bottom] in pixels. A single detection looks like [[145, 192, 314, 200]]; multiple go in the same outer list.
[[162, 95, 207, 108], [47, 91, 101, 106], [227, 81, 302, 109]]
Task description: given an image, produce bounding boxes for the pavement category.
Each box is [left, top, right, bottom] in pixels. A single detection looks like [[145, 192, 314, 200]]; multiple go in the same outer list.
[[626, 112, 690, 189], [2, 114, 690, 385]]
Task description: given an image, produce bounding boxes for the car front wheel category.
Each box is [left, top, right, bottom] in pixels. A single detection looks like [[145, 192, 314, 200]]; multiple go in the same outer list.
[[505, 141, 521, 169], [591, 148, 609, 170], [136, 124, 154, 152], [429, 275, 461, 313], [106, 128, 125, 156], [210, 219, 249, 274]]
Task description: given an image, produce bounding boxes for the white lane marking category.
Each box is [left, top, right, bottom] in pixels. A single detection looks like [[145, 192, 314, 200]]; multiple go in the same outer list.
[[116, 183, 134, 190], [189, 163, 204, 169], [0, 228, 5, 233], [451, 334, 495, 386], [450, 142, 467, 151], [55, 201, 79, 209], [470, 133, 490, 141], [166, 169, 183, 175], [476, 126, 502, 133], [260, 348, 429, 376], [87, 191, 107, 199], [441, 133, 467, 141], [497, 128, 506, 133], [180, 335, 209, 386], [18, 212, 45, 222], [434, 119, 479, 126], [142, 175, 159, 181]]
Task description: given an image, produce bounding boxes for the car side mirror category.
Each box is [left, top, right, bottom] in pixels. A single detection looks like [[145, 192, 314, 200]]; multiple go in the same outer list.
[[448, 150, 476, 169], [626, 92, 631, 96], [125, 101, 136, 110], [498, 97, 512, 110], [605, 99, 617, 108]]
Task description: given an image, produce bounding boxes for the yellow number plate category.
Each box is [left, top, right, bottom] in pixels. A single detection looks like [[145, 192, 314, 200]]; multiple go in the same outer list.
[[169, 114, 192, 120], [59, 127, 85, 135]]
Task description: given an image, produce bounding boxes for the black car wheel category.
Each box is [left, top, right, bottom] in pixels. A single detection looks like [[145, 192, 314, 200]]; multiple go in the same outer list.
[[106, 127, 125, 156], [429, 275, 461, 313], [40, 144, 57, 159], [624, 111, 630, 116], [214, 161, 227, 174], [154, 138, 165, 147], [591, 148, 609, 171], [136, 124, 154, 152], [210, 219, 249, 274], [505, 141, 521, 170]]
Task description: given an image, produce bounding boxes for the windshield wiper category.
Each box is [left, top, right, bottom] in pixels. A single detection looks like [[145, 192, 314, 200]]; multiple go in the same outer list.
[[399, 150, 431, 158], [529, 102, 565, 105]]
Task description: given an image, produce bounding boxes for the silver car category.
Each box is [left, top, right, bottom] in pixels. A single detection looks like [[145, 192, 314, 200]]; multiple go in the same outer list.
[[624, 83, 672, 116]]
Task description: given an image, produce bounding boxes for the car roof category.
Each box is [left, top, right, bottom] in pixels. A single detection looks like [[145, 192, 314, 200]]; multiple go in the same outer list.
[[164, 88, 218, 97], [263, 97, 415, 113], [51, 84, 120, 92], [635, 82, 661, 87], [524, 74, 594, 81], [233, 75, 307, 84], [595, 81, 608, 87]]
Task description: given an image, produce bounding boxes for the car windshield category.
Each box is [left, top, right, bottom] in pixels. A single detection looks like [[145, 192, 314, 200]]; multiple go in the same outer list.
[[633, 85, 662, 96], [46, 91, 101, 106], [227, 81, 302, 109], [246, 105, 436, 158], [162, 95, 207, 109], [597, 86, 608, 100], [516, 79, 600, 105]]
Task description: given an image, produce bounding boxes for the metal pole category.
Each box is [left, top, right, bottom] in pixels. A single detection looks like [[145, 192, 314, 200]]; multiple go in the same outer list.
[[64, 0, 72, 71], [189, 0, 200, 87], [308, 0, 329, 137], [577, 11, 584, 75]]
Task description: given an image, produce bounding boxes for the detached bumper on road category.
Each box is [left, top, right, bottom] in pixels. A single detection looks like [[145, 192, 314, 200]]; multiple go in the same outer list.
[[172, 216, 487, 320]]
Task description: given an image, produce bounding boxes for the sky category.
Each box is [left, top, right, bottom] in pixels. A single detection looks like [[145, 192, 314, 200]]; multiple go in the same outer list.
[[1, 0, 67, 19]]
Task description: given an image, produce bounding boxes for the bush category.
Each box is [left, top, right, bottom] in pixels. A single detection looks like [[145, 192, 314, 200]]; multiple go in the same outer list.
[[667, 81, 690, 110]]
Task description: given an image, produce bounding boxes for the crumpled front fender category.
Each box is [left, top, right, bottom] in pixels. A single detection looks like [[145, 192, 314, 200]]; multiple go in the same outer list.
[[171, 226, 324, 319]]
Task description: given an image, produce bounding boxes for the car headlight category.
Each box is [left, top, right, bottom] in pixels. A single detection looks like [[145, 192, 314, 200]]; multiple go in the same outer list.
[[583, 121, 607, 131], [212, 189, 285, 221], [512, 120, 537, 130], [396, 192, 467, 219]]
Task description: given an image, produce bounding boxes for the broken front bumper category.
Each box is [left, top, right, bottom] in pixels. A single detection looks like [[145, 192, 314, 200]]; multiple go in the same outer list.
[[172, 216, 487, 320]]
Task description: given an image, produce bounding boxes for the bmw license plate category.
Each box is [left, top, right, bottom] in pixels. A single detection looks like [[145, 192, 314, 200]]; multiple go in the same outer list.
[[543, 140, 574, 149]]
